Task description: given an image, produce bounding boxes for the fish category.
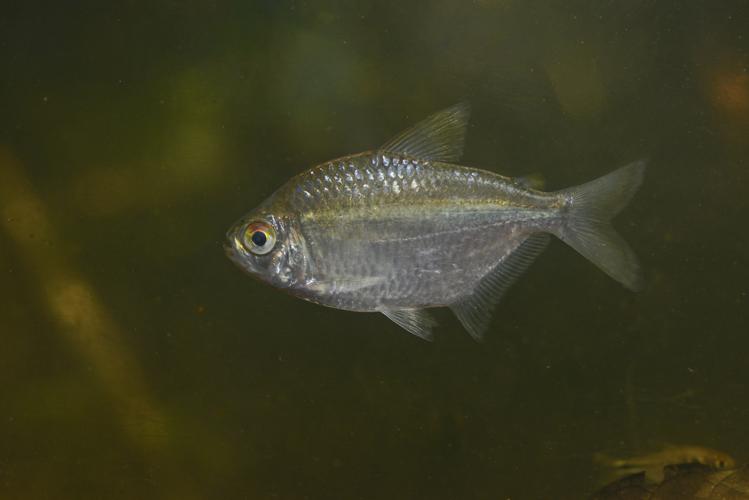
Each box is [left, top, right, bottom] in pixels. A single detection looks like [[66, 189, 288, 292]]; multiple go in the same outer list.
[[225, 103, 645, 341], [594, 445, 736, 484]]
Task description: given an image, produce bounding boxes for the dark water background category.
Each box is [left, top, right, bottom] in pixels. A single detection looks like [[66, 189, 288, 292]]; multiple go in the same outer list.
[[1, 2, 748, 499]]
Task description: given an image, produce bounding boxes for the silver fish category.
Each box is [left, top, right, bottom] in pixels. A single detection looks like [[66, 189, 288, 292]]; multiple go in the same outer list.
[[226, 103, 645, 340]]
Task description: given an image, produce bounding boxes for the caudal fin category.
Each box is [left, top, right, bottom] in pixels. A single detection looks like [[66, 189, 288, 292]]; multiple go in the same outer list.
[[556, 161, 646, 291]]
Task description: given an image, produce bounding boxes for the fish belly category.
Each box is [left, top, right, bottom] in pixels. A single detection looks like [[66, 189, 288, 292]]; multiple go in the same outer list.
[[296, 207, 558, 311]]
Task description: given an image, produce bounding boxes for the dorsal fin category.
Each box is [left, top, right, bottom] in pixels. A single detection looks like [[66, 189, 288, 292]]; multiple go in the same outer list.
[[380, 102, 470, 162], [450, 233, 550, 341]]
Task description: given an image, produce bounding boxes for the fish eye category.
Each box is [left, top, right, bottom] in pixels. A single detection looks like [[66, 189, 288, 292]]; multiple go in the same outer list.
[[251, 231, 267, 246], [243, 221, 276, 255]]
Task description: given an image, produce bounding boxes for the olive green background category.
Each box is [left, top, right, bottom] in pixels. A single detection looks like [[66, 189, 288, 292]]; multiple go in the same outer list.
[[1, 2, 747, 499]]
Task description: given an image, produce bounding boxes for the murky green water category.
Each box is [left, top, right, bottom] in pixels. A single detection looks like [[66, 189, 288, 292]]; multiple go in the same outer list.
[[1, 2, 748, 499]]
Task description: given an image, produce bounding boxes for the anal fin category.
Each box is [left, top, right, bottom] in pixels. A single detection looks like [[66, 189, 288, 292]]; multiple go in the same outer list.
[[380, 308, 437, 341], [450, 233, 550, 341]]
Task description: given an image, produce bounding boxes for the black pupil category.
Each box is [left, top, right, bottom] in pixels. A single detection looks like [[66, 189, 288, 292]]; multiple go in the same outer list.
[[251, 231, 267, 247]]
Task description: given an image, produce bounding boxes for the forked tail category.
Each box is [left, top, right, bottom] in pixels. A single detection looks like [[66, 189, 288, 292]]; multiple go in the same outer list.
[[555, 161, 646, 291]]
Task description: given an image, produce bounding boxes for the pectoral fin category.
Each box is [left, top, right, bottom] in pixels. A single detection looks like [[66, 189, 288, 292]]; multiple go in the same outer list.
[[307, 277, 386, 294], [380, 102, 470, 162], [380, 308, 437, 341], [450, 233, 550, 341]]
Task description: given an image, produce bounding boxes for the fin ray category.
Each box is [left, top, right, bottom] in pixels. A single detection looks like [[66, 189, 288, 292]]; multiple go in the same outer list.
[[450, 233, 550, 341], [380, 102, 470, 162], [555, 161, 645, 291], [380, 308, 437, 341]]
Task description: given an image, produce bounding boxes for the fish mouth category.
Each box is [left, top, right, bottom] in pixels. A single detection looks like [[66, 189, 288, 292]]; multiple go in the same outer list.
[[224, 239, 244, 263], [224, 222, 244, 258], [224, 234, 258, 277], [223, 234, 242, 262]]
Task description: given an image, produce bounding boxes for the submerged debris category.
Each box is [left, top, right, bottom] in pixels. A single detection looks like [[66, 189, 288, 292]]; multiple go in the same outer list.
[[591, 463, 749, 500]]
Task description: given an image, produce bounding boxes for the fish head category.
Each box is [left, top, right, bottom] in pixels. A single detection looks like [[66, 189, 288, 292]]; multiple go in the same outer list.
[[225, 208, 306, 290]]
